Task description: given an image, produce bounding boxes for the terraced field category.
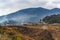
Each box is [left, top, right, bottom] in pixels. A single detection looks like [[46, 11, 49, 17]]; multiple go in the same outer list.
[[0, 24, 60, 40]]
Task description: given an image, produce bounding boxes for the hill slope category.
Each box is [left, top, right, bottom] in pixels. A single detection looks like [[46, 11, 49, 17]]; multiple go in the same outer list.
[[0, 7, 60, 24], [0, 24, 60, 40]]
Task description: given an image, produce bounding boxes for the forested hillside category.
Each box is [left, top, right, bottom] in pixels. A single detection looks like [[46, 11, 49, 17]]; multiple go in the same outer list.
[[43, 14, 60, 24]]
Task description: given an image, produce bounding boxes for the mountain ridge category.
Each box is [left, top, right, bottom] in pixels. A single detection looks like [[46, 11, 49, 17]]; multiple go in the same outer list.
[[0, 7, 60, 25]]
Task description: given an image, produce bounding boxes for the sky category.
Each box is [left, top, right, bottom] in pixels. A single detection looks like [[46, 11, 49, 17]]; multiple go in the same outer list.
[[0, 0, 60, 16]]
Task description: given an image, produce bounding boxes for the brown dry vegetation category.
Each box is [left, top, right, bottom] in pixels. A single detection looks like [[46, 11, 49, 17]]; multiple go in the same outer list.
[[0, 24, 60, 40]]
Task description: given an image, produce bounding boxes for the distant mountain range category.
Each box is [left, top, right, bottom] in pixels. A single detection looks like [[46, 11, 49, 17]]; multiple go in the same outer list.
[[0, 7, 60, 25]]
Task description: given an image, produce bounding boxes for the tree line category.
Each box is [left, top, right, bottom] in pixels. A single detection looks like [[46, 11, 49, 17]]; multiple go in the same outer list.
[[42, 14, 60, 24]]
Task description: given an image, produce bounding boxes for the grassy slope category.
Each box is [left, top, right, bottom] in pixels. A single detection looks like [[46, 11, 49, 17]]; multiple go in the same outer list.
[[0, 24, 60, 40]]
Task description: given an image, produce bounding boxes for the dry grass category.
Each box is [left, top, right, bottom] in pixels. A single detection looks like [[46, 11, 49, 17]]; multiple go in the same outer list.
[[0, 24, 60, 40]]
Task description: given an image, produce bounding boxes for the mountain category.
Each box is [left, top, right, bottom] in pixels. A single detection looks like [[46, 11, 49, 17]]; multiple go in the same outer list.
[[0, 7, 60, 25]]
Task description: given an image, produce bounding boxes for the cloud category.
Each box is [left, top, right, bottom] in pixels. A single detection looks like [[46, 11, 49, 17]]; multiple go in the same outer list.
[[0, 0, 60, 16]]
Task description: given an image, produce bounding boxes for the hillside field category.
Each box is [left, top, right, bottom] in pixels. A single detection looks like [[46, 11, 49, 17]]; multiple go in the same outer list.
[[0, 24, 60, 40]]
